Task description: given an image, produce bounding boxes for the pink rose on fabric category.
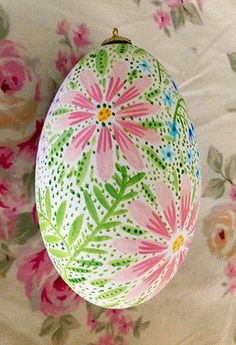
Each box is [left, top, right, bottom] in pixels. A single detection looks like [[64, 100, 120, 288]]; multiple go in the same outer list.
[[18, 119, 44, 156], [0, 146, 14, 169], [87, 312, 100, 331], [225, 262, 236, 280], [230, 187, 236, 202], [96, 333, 114, 345], [0, 40, 28, 94], [118, 316, 133, 335], [153, 10, 171, 30], [0, 179, 27, 240], [17, 246, 52, 298], [165, 0, 181, 8], [73, 23, 91, 48], [56, 19, 70, 36], [55, 51, 84, 77], [40, 275, 82, 316], [105, 309, 123, 324]]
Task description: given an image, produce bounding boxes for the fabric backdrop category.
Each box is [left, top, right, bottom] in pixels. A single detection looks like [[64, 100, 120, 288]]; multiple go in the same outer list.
[[0, 0, 236, 344]]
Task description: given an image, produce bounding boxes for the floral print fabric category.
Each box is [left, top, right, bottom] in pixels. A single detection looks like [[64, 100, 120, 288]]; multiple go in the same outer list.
[[1, 0, 236, 344]]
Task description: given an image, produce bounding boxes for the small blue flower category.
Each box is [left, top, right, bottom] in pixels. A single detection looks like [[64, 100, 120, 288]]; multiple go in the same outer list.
[[164, 91, 174, 108], [186, 149, 193, 165], [171, 80, 178, 92], [161, 144, 175, 161], [168, 121, 179, 141], [138, 59, 152, 73], [196, 167, 201, 178], [188, 123, 195, 142]]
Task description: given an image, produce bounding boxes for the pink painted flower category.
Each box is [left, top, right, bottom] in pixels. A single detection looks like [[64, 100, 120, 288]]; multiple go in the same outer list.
[[225, 262, 236, 280], [230, 187, 236, 202], [118, 316, 133, 335], [40, 274, 82, 316], [73, 23, 91, 48], [56, 51, 84, 77], [153, 10, 171, 30], [105, 309, 123, 324], [87, 312, 100, 331], [165, 0, 181, 8], [0, 146, 14, 169], [53, 61, 161, 180], [56, 19, 70, 36], [113, 176, 200, 300], [96, 333, 114, 345]]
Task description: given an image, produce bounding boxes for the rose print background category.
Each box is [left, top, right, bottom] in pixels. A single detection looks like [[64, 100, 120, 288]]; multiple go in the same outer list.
[[0, 0, 236, 344]]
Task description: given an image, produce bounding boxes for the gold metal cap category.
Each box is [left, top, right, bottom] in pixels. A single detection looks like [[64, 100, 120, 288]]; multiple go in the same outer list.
[[101, 28, 132, 46]]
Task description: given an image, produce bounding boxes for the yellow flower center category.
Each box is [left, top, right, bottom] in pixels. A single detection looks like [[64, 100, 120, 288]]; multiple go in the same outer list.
[[172, 234, 184, 253], [98, 107, 112, 122]]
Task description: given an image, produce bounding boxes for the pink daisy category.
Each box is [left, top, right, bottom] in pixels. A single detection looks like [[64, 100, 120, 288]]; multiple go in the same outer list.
[[153, 10, 171, 30], [87, 311, 100, 331], [118, 315, 133, 335], [73, 23, 91, 48], [113, 176, 200, 300], [53, 61, 161, 180]]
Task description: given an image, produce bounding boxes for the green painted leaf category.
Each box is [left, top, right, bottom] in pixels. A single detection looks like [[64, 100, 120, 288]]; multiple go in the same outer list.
[[68, 214, 84, 245], [68, 277, 85, 284], [105, 183, 118, 198], [171, 7, 185, 30], [91, 278, 110, 287], [93, 235, 112, 242], [113, 209, 128, 216], [112, 173, 122, 187], [224, 154, 236, 181], [142, 183, 156, 204], [96, 49, 108, 75], [45, 189, 52, 221], [93, 186, 110, 209], [172, 169, 179, 192], [122, 191, 138, 201], [173, 98, 188, 122], [15, 212, 37, 245], [116, 43, 129, 55], [48, 248, 69, 258], [142, 146, 166, 170], [145, 88, 161, 101], [0, 4, 9, 39], [100, 221, 121, 230], [122, 225, 145, 236], [39, 316, 58, 336], [76, 259, 103, 267], [52, 108, 73, 116], [48, 128, 73, 167], [84, 191, 99, 224], [76, 150, 91, 186], [228, 53, 236, 73], [39, 219, 50, 231], [108, 258, 133, 267], [44, 235, 61, 244], [84, 248, 107, 254], [183, 3, 203, 25], [126, 173, 145, 187], [128, 69, 138, 84], [133, 48, 147, 57], [203, 178, 225, 199], [207, 146, 223, 173], [97, 286, 127, 300], [56, 201, 66, 230], [69, 267, 91, 273]]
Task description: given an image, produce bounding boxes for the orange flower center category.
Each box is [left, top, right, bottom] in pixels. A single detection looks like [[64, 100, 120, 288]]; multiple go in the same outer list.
[[98, 107, 112, 122], [172, 234, 184, 253]]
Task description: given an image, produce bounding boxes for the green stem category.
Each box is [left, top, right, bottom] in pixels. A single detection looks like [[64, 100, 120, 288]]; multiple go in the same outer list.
[[39, 213, 71, 255], [219, 171, 236, 186], [64, 34, 76, 55], [64, 183, 127, 278]]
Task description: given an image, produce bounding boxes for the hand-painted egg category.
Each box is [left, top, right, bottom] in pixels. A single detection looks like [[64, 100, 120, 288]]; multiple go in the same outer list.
[[36, 38, 201, 309]]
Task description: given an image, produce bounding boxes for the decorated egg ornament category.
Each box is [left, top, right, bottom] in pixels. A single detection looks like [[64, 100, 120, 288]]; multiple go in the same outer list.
[[36, 29, 201, 308]]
